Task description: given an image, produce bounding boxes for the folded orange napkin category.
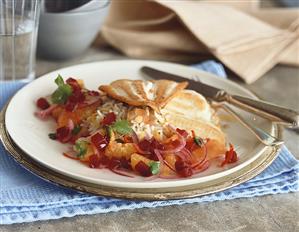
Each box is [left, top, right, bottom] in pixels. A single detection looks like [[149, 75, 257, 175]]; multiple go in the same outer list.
[[100, 0, 298, 83]]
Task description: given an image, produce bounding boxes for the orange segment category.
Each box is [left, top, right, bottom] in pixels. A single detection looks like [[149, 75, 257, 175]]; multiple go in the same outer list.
[[105, 142, 137, 160], [160, 154, 176, 176], [130, 153, 153, 171], [57, 110, 81, 128], [79, 144, 96, 162], [192, 139, 226, 161]]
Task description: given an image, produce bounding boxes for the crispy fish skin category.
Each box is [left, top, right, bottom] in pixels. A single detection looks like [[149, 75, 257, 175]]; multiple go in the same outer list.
[[99, 79, 188, 110], [162, 89, 213, 123]]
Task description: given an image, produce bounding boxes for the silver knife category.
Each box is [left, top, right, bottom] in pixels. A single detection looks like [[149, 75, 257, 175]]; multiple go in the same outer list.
[[141, 66, 299, 128]]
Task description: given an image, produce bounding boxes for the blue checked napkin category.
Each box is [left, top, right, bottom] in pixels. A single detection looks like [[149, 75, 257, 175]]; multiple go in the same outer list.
[[0, 61, 298, 225]]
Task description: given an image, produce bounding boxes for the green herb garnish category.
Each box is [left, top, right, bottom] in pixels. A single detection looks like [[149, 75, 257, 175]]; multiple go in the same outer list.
[[111, 120, 133, 135], [51, 75, 72, 104], [149, 161, 160, 175], [48, 133, 57, 140], [194, 137, 203, 147], [72, 125, 81, 135], [55, 74, 65, 86], [74, 140, 88, 157]]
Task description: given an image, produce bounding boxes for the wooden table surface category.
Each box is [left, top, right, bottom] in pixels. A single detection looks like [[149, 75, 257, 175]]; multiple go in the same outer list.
[[2, 47, 299, 232]]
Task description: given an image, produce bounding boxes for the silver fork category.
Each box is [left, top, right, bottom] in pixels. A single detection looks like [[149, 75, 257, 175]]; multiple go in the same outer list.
[[215, 103, 284, 146], [191, 76, 284, 146]]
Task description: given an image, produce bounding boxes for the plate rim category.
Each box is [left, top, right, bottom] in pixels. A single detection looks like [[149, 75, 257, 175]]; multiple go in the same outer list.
[[2, 60, 283, 190]]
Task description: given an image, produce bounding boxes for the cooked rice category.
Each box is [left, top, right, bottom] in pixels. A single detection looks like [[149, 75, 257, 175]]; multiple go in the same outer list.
[[83, 95, 168, 139]]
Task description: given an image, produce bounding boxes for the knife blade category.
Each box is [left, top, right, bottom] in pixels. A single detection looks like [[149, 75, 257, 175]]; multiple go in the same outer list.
[[141, 66, 299, 128], [141, 66, 227, 101]]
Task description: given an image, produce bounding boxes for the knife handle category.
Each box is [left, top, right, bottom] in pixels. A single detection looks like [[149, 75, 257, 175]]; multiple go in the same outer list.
[[227, 95, 299, 128]]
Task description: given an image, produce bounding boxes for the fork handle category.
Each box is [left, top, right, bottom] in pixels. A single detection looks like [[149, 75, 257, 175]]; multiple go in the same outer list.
[[226, 95, 299, 128]]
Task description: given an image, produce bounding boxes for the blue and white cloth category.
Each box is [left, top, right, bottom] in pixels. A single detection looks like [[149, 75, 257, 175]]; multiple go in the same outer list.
[[0, 61, 298, 224]]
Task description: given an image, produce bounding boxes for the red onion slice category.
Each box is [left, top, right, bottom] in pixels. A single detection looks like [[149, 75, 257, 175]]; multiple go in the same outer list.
[[63, 150, 79, 160], [158, 133, 186, 154], [131, 130, 139, 144], [35, 104, 57, 120], [133, 144, 151, 155], [110, 168, 136, 178], [163, 159, 176, 172], [192, 160, 210, 174], [180, 148, 192, 160], [191, 143, 208, 169]]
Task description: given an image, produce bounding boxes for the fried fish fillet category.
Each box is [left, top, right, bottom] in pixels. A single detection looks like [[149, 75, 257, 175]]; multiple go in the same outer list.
[[162, 90, 226, 157], [99, 79, 188, 110], [161, 89, 215, 124]]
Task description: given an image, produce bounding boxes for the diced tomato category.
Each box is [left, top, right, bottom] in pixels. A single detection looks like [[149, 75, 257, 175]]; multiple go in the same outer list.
[[89, 154, 100, 168], [151, 139, 165, 150], [100, 155, 110, 166], [135, 161, 152, 177], [101, 112, 116, 125], [108, 157, 121, 169], [120, 157, 130, 169], [65, 101, 76, 111], [221, 144, 238, 167], [66, 78, 81, 91], [138, 139, 151, 152], [91, 133, 108, 150], [64, 78, 86, 112], [56, 126, 71, 143], [70, 89, 85, 103], [36, 98, 50, 110], [175, 159, 193, 177]]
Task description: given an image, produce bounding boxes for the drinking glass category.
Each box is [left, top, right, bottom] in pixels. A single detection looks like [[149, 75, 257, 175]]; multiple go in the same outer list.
[[0, 0, 40, 82]]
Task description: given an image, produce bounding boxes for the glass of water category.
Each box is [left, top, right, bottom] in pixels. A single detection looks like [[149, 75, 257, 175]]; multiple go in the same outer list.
[[0, 0, 40, 82]]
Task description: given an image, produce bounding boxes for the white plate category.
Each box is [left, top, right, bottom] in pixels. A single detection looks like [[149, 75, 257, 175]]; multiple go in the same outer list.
[[5, 60, 274, 189]]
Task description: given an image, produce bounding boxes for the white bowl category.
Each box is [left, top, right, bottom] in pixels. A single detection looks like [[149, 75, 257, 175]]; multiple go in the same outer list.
[[37, 5, 109, 60]]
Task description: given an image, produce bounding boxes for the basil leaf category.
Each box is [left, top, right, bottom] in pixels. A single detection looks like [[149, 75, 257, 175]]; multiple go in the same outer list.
[[194, 137, 203, 147], [55, 74, 64, 87], [149, 161, 160, 175], [51, 76, 72, 104], [111, 120, 133, 135], [72, 125, 81, 135], [74, 141, 88, 157]]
